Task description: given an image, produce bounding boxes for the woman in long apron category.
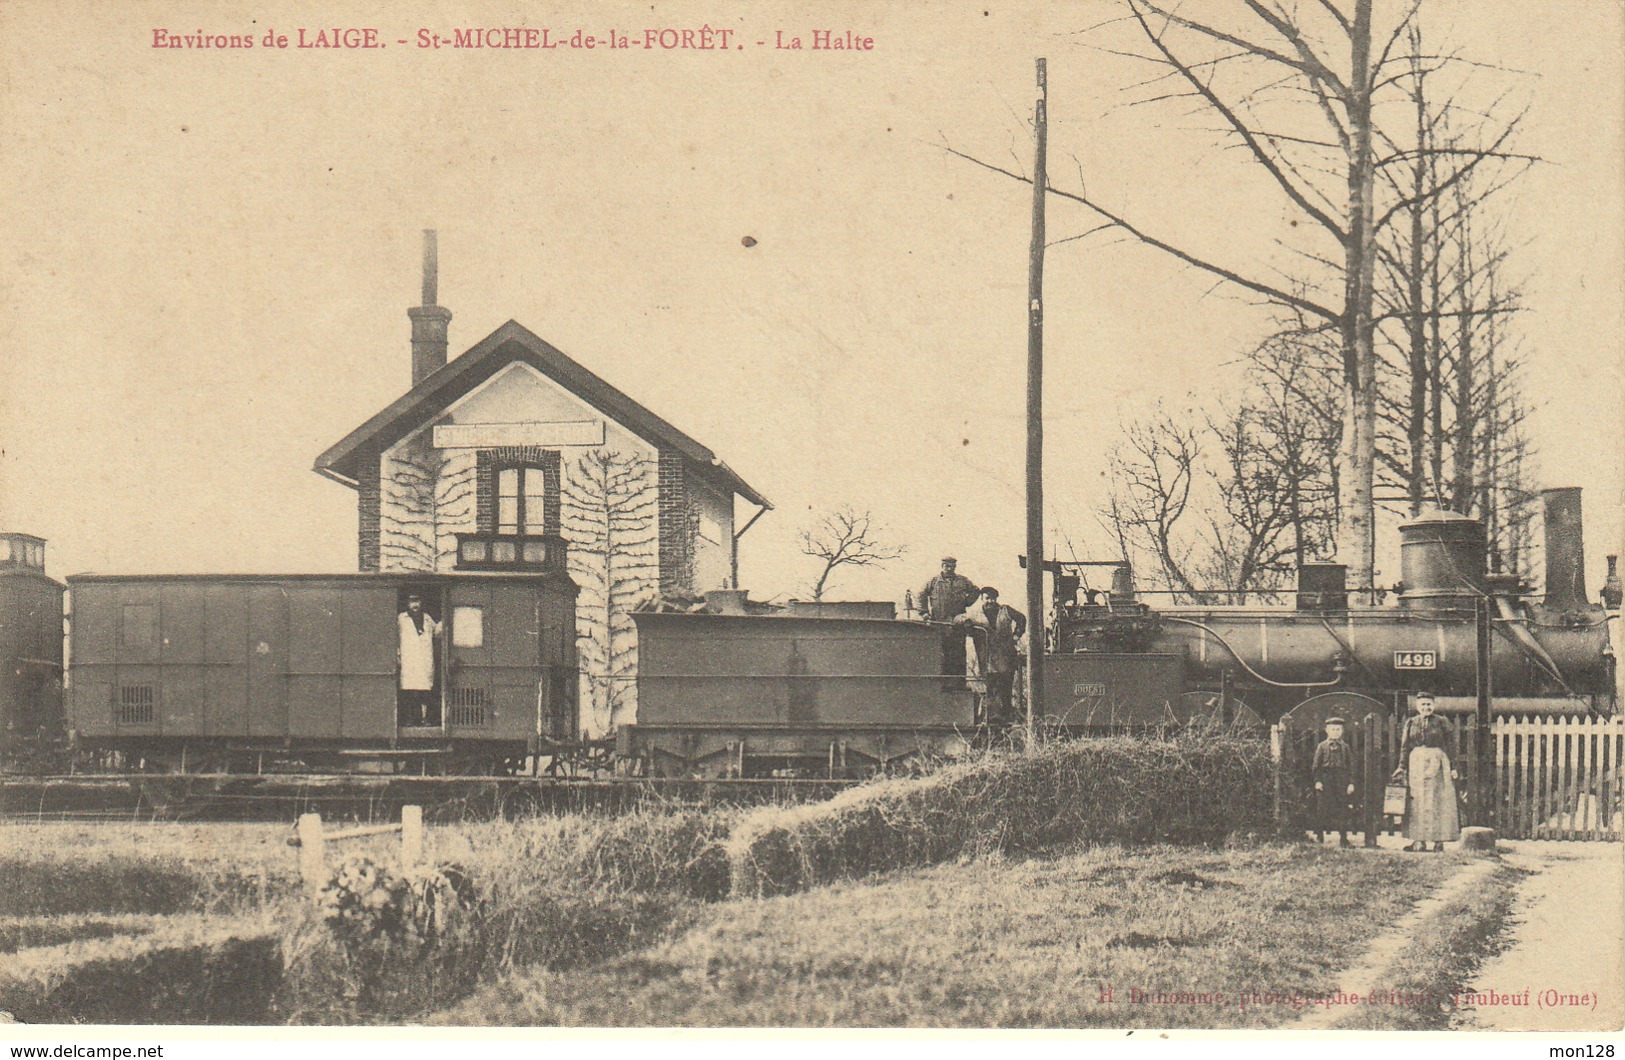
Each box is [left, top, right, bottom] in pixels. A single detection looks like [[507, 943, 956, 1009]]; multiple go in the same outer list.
[[1392, 693, 1461, 851]]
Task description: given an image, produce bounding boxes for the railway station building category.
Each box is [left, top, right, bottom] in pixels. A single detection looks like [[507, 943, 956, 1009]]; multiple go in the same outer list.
[[314, 235, 771, 734]]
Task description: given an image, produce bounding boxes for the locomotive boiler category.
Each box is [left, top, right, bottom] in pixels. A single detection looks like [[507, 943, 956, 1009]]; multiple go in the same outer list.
[[1033, 487, 1618, 727]]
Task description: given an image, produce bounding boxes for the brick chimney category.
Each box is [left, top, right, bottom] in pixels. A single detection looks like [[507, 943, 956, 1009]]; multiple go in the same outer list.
[[408, 229, 452, 386]]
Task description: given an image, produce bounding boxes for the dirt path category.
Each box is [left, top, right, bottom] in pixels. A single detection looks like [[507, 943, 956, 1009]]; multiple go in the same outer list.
[[1454, 840, 1625, 1031], [1288, 855, 1501, 1031]]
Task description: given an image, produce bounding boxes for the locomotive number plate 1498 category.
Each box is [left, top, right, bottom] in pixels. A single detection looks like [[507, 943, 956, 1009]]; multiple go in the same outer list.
[[1393, 650, 1438, 670]]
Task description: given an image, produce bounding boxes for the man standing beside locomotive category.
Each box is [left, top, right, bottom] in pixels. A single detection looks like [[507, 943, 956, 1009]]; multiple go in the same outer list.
[[920, 556, 981, 681], [955, 586, 1027, 728], [398, 594, 443, 727]]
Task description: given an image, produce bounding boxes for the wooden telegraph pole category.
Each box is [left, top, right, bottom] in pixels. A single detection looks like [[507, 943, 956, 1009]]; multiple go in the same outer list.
[[1024, 59, 1048, 750]]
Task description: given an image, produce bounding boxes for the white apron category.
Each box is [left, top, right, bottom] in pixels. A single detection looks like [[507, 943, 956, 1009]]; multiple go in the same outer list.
[[398, 612, 440, 691], [1405, 746, 1461, 842]]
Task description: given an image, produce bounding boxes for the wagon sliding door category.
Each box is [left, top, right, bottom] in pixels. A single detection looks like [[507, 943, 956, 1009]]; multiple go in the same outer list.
[[339, 584, 399, 739], [287, 588, 343, 738], [289, 583, 411, 741], [445, 582, 543, 742]]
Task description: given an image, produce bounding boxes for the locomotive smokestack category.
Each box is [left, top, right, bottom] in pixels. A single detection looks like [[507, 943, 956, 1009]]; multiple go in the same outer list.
[[409, 229, 452, 386], [1541, 487, 1591, 614]]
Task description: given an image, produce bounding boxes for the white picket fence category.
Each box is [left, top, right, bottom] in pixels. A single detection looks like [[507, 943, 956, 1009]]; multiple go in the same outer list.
[[1494, 715, 1625, 840]]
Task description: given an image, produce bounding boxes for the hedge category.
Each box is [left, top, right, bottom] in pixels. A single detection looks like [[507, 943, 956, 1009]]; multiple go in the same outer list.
[[0, 915, 281, 1024], [723, 736, 1274, 897]]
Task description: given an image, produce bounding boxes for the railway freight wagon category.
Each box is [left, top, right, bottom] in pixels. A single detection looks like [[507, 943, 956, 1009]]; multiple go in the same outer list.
[[67, 571, 578, 774], [0, 534, 65, 770], [624, 603, 976, 778]]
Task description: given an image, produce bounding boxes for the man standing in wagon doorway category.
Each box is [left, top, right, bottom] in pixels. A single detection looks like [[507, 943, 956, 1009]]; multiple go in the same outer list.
[[398, 593, 443, 726]]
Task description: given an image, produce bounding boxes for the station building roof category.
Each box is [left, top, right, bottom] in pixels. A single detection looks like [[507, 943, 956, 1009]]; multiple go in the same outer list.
[[313, 319, 770, 509]]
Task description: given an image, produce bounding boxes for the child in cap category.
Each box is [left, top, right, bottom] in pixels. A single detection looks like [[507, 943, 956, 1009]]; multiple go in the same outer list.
[[1311, 716, 1357, 847]]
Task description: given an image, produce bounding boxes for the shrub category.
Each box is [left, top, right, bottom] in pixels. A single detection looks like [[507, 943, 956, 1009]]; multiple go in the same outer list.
[[279, 740, 1272, 1021], [724, 736, 1273, 897], [277, 855, 492, 1023], [434, 808, 734, 900], [275, 811, 727, 1023]]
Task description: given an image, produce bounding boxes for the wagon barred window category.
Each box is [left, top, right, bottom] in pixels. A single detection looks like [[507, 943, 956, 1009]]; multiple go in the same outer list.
[[447, 686, 492, 727], [117, 685, 155, 725]]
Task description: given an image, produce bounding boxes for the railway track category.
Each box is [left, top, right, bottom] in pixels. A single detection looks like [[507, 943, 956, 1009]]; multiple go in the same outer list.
[[0, 773, 861, 822]]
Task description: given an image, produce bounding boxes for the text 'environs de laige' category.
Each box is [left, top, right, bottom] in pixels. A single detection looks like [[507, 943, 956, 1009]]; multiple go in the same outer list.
[[151, 26, 876, 52]]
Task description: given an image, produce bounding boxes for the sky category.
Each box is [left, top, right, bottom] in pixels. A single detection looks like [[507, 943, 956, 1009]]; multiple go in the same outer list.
[[1, 0, 1621, 609]]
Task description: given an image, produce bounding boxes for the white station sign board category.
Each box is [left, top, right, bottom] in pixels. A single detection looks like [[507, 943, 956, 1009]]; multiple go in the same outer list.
[[433, 420, 606, 449]]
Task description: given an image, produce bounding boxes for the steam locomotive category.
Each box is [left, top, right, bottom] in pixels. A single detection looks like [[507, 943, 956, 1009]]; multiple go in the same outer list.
[[1, 489, 1616, 780], [1029, 487, 1617, 729]]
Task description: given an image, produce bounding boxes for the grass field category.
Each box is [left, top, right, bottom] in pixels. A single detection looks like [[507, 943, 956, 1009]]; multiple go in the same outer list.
[[439, 841, 1475, 1028], [1, 776, 1517, 1028], [1, 819, 387, 867], [0, 820, 400, 917]]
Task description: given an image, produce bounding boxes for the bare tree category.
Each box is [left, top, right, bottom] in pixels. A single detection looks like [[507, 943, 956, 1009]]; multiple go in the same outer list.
[[1102, 412, 1207, 600], [945, 0, 1531, 594], [799, 507, 906, 601], [1371, 22, 1534, 530], [1244, 324, 1344, 567], [1103, 352, 1339, 604]]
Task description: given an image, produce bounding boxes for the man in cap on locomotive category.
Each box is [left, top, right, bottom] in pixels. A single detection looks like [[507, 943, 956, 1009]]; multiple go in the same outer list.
[[398, 593, 443, 727], [954, 586, 1027, 728], [920, 556, 980, 681]]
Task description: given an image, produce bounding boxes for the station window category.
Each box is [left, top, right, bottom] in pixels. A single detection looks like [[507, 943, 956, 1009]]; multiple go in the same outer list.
[[460, 453, 565, 571], [497, 466, 549, 535], [5, 537, 44, 569], [452, 605, 484, 648]]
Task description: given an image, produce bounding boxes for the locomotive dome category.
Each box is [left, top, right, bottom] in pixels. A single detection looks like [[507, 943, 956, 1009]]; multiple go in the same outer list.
[[1397, 508, 1487, 610]]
